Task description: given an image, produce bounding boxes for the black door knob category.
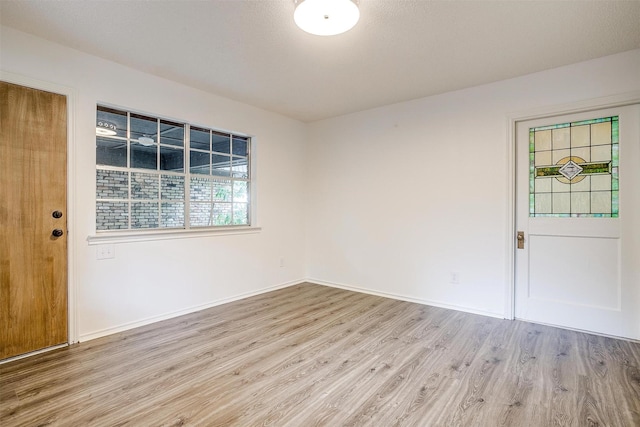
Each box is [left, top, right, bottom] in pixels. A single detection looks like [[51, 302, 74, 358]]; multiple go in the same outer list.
[[52, 229, 64, 237], [52, 210, 63, 219]]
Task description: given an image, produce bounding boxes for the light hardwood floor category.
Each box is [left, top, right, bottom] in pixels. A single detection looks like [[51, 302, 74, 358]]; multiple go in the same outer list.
[[2, 283, 639, 426]]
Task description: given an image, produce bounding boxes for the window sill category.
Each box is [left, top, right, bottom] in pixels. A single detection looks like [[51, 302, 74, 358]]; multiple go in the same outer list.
[[87, 226, 262, 245]]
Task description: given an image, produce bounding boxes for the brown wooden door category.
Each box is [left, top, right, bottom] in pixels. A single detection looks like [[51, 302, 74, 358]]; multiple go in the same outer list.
[[0, 82, 68, 359]]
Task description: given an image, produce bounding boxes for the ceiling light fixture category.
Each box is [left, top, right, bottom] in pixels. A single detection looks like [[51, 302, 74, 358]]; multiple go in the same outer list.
[[294, 0, 360, 36], [138, 136, 155, 146], [96, 120, 117, 136]]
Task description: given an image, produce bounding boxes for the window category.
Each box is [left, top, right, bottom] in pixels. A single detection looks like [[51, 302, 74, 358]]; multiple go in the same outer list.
[[529, 116, 618, 217], [96, 106, 251, 231]]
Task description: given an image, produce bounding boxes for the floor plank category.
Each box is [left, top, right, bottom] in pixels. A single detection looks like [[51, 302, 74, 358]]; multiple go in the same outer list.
[[1, 283, 639, 426]]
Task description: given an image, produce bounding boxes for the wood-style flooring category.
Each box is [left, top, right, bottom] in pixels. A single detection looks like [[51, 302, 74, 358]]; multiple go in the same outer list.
[[2, 283, 639, 426]]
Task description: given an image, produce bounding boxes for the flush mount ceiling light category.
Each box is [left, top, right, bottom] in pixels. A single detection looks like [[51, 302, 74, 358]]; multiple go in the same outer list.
[[96, 120, 117, 136], [294, 0, 360, 36], [137, 136, 155, 146]]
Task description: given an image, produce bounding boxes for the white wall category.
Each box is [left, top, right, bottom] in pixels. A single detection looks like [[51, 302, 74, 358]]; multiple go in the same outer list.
[[305, 49, 640, 317], [1, 26, 308, 340]]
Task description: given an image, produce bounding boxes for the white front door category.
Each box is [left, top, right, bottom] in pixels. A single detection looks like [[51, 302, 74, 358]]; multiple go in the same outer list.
[[515, 104, 640, 340]]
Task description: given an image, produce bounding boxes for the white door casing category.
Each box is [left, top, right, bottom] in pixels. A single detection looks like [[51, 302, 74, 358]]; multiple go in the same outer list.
[[515, 104, 640, 340]]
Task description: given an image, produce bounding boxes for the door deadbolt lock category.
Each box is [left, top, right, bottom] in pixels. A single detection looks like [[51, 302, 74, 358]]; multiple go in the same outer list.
[[517, 231, 525, 249], [52, 229, 64, 238], [52, 210, 63, 219]]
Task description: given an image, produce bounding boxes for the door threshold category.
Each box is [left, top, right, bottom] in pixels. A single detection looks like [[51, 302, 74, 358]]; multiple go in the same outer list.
[[514, 317, 640, 344], [0, 343, 69, 365]]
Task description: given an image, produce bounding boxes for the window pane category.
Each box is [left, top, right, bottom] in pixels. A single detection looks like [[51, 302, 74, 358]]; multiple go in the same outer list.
[[131, 172, 159, 199], [212, 131, 231, 154], [190, 176, 212, 201], [232, 157, 248, 178], [97, 106, 127, 138], [213, 180, 231, 201], [213, 203, 232, 225], [160, 120, 184, 147], [161, 202, 185, 228], [97, 169, 128, 199], [190, 127, 210, 151], [190, 150, 209, 175], [130, 113, 157, 141], [233, 203, 248, 225], [530, 116, 618, 218], [96, 201, 128, 230], [131, 142, 157, 170], [96, 137, 127, 167], [190, 202, 213, 227], [161, 175, 184, 200], [212, 154, 231, 177], [131, 202, 159, 228], [233, 181, 248, 202], [96, 105, 251, 231], [232, 136, 248, 156], [160, 146, 184, 172]]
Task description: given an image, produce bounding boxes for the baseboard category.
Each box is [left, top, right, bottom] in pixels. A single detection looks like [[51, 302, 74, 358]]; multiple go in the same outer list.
[[79, 277, 504, 342], [79, 278, 305, 342], [306, 278, 505, 320]]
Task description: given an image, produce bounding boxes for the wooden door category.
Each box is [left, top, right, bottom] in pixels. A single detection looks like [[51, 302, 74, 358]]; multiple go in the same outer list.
[[0, 82, 68, 359], [515, 104, 640, 339]]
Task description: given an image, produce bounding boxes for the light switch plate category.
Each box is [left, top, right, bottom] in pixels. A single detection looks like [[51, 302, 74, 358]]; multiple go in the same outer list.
[[96, 244, 115, 260]]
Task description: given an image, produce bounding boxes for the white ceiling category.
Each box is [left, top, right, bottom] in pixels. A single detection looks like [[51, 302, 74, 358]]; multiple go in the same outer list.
[[2, 1, 639, 122]]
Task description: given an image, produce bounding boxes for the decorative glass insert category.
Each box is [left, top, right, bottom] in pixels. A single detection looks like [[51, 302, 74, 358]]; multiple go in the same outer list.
[[529, 116, 618, 217]]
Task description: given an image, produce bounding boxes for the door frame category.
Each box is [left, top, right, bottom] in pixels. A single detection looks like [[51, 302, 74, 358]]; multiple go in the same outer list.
[[505, 91, 640, 321], [0, 71, 79, 349]]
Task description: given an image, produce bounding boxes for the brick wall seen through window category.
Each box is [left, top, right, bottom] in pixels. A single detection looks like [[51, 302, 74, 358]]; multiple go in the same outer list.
[[96, 106, 251, 231]]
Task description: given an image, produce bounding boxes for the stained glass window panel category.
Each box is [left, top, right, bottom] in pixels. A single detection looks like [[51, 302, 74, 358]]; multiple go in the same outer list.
[[529, 116, 618, 218]]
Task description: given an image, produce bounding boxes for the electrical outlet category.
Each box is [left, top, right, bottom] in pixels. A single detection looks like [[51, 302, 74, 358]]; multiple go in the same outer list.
[[96, 244, 115, 260], [449, 271, 460, 284]]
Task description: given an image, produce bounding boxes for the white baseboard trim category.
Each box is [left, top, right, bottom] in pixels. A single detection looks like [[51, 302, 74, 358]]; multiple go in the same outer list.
[[306, 278, 505, 320], [79, 279, 305, 342], [79, 277, 505, 342]]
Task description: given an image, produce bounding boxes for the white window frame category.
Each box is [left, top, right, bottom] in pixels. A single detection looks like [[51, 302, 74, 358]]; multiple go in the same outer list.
[[88, 105, 259, 245]]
